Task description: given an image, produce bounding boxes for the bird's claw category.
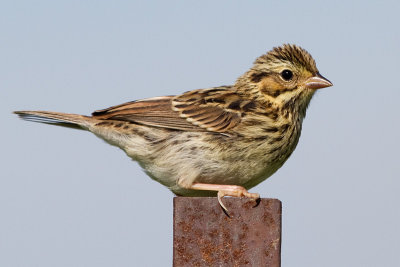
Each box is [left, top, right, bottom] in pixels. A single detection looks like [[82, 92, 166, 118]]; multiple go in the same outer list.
[[217, 186, 260, 214]]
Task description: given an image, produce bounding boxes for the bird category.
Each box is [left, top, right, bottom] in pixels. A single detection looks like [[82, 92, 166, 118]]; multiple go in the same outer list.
[[14, 44, 332, 211]]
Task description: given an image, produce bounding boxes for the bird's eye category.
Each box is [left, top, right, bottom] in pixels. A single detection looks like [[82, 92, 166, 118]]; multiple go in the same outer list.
[[281, 69, 293, 81]]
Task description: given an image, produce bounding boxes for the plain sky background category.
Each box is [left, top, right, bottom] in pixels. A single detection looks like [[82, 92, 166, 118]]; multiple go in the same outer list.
[[1, 1, 400, 266]]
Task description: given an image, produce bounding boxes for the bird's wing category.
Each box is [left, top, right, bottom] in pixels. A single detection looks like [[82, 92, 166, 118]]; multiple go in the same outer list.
[[171, 87, 243, 132], [91, 87, 244, 133]]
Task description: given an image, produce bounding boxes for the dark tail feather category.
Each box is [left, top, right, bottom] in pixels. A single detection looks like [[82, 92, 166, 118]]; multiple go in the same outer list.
[[14, 111, 94, 130]]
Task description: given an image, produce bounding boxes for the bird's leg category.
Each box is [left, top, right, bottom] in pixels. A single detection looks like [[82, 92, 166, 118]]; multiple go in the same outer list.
[[189, 183, 260, 212]]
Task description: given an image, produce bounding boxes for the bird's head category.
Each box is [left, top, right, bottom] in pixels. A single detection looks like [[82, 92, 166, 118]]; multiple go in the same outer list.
[[238, 44, 332, 111]]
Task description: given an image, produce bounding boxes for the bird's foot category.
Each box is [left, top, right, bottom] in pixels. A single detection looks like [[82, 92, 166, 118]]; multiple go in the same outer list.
[[217, 185, 260, 212], [189, 183, 260, 213]]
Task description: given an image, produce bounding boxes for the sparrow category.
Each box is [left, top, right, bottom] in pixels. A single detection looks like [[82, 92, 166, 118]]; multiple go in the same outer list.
[[15, 44, 332, 211]]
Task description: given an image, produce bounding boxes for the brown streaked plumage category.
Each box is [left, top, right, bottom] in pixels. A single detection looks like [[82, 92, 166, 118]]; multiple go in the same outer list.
[[14, 44, 332, 211]]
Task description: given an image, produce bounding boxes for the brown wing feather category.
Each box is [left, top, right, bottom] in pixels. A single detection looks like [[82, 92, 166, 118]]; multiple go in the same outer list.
[[92, 96, 204, 131], [91, 87, 243, 133], [172, 87, 242, 132]]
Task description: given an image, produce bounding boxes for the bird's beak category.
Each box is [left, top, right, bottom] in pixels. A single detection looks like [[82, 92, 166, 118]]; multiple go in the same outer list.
[[304, 73, 333, 90]]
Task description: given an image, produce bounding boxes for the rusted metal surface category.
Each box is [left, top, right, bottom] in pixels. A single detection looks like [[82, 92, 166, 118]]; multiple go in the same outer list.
[[173, 197, 282, 267]]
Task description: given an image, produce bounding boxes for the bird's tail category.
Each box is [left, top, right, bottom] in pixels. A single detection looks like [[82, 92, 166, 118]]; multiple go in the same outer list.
[[14, 110, 94, 130]]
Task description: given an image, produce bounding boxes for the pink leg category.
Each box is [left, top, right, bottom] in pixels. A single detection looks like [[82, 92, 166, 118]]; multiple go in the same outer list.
[[190, 183, 260, 212]]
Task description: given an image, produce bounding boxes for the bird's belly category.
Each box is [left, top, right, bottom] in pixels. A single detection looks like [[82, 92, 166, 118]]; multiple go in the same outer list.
[[123, 129, 300, 196], [136, 144, 291, 196]]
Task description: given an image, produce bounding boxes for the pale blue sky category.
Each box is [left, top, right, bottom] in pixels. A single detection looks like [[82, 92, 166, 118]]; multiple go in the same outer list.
[[2, 1, 400, 266]]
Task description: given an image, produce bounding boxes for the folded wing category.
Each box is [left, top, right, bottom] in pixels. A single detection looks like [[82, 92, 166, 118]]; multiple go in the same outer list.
[[92, 87, 242, 133]]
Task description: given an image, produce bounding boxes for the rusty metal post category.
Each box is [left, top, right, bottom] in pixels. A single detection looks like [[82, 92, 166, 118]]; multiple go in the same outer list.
[[173, 197, 282, 267]]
